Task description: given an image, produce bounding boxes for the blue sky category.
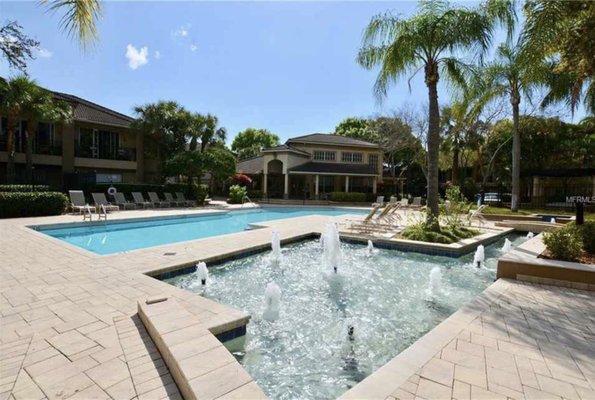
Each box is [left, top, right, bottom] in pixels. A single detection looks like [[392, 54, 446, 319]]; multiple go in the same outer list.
[[0, 1, 581, 144]]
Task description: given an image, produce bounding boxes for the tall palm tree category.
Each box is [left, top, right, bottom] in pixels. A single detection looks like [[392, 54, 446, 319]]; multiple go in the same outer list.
[[44, 0, 102, 47], [23, 91, 72, 181], [358, 0, 514, 229], [198, 114, 227, 152], [0, 76, 36, 183], [480, 40, 550, 211]]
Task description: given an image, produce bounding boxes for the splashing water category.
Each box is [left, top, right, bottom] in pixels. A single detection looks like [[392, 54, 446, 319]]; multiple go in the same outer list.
[[527, 232, 534, 239], [550, 217, 556, 223], [427, 267, 442, 300], [271, 231, 281, 264], [473, 245, 485, 267], [501, 238, 512, 253], [322, 223, 341, 273], [366, 240, 374, 256], [195, 262, 209, 285], [263, 282, 281, 321]]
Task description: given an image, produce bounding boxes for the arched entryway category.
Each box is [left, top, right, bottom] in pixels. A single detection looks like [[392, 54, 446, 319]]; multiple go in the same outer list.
[[266, 159, 284, 198]]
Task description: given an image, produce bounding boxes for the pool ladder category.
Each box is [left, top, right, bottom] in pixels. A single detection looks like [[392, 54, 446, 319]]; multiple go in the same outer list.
[[98, 205, 108, 221], [241, 195, 252, 208]]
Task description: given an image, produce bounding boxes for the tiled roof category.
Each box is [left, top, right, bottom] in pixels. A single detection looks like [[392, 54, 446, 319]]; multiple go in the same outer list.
[[52, 91, 134, 128], [287, 133, 379, 148], [289, 162, 378, 175], [262, 144, 311, 156]]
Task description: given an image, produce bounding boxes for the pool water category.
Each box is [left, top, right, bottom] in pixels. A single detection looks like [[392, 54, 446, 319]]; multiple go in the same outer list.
[[166, 234, 527, 400], [35, 207, 366, 255]]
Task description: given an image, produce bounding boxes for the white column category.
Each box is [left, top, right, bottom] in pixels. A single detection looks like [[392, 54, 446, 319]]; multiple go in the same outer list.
[[315, 175, 319, 199], [283, 173, 289, 199], [372, 176, 377, 194], [345, 176, 349, 192], [263, 173, 268, 196]]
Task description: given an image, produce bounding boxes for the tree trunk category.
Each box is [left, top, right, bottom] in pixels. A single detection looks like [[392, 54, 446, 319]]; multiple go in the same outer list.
[[510, 92, 521, 212], [6, 118, 16, 184], [451, 134, 459, 185], [425, 63, 441, 229]]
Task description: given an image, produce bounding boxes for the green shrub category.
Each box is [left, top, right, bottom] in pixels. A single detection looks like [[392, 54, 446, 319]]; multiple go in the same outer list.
[[330, 192, 366, 203], [402, 220, 479, 244], [0, 185, 50, 192], [194, 184, 209, 206], [228, 185, 247, 204], [543, 224, 583, 261], [0, 192, 68, 218], [579, 221, 595, 254]]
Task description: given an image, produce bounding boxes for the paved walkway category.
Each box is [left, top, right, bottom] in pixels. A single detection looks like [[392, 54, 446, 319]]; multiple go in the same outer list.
[[1, 208, 594, 400]]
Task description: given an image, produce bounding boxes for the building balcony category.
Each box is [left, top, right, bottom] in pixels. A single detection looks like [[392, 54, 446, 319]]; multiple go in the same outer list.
[[75, 146, 137, 162]]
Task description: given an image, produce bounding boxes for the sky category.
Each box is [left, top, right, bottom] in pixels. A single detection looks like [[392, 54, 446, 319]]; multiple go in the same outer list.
[[0, 1, 583, 144]]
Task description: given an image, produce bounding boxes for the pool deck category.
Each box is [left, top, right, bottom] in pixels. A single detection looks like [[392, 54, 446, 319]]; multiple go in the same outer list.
[[1, 208, 594, 400]]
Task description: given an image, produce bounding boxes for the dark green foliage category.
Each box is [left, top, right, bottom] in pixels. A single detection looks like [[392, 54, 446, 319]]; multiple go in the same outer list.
[[0, 185, 50, 192], [0, 192, 67, 218], [193, 184, 209, 206], [402, 221, 479, 244], [543, 224, 583, 261], [578, 221, 595, 254], [329, 192, 367, 203]]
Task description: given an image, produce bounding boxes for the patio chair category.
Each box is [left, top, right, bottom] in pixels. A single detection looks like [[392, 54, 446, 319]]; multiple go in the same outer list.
[[351, 203, 400, 232], [411, 197, 422, 207], [163, 192, 182, 207], [68, 190, 93, 214], [372, 196, 384, 207], [175, 192, 196, 207], [343, 204, 381, 229], [400, 198, 409, 206], [91, 193, 120, 212], [467, 205, 488, 227], [131, 192, 153, 208], [148, 192, 170, 208], [113, 192, 136, 210]]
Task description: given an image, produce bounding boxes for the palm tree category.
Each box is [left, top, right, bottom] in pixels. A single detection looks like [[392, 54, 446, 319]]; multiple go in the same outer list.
[[43, 0, 102, 47], [23, 91, 72, 182], [0, 76, 36, 183], [357, 0, 514, 229], [480, 40, 550, 211]]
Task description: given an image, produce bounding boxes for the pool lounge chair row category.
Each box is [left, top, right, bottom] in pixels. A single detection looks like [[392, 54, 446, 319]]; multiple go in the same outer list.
[[68, 190, 196, 213]]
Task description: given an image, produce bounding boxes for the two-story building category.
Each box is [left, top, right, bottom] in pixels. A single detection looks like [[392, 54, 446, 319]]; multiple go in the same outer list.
[[237, 133, 383, 199], [0, 90, 151, 188]]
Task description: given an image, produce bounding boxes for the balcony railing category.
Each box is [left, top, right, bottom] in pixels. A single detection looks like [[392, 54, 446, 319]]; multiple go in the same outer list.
[[0, 138, 62, 156], [75, 146, 137, 161]]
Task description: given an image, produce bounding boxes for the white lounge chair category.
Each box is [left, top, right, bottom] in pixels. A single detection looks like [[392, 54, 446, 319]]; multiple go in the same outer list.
[[372, 196, 384, 207], [467, 205, 488, 227], [131, 192, 152, 208], [113, 192, 136, 210], [400, 198, 409, 206], [164, 192, 182, 207], [175, 192, 196, 207], [91, 193, 120, 212], [68, 190, 93, 214], [148, 192, 170, 208]]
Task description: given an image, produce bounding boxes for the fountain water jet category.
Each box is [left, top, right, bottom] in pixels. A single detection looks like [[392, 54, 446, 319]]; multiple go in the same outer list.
[[263, 282, 281, 321], [526, 232, 534, 239], [550, 217, 556, 224], [427, 267, 442, 299], [195, 262, 208, 285], [271, 231, 281, 264], [501, 238, 512, 253], [473, 245, 485, 268], [366, 240, 374, 256], [322, 223, 341, 273]]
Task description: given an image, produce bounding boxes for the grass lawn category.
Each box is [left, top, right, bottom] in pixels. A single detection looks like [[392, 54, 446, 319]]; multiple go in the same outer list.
[[480, 205, 595, 220]]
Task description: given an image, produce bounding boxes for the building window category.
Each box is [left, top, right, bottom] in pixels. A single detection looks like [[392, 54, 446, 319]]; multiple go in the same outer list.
[[368, 154, 378, 166], [96, 173, 122, 183], [313, 151, 336, 161], [342, 152, 363, 163]]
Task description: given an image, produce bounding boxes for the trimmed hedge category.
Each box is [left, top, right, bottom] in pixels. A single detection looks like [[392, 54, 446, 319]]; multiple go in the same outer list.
[[0, 192, 68, 218], [330, 192, 366, 203], [0, 185, 50, 192]]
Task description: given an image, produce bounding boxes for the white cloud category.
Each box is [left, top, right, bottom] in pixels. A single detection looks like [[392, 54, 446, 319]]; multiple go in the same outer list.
[[189, 44, 198, 52], [125, 44, 149, 70], [36, 48, 53, 58], [154, 50, 161, 59]]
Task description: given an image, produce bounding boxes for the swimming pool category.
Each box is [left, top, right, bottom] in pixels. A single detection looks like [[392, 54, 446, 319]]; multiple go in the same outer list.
[[35, 207, 367, 255]]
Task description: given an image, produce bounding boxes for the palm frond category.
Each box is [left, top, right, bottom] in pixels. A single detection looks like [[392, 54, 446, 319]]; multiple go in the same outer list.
[[44, 0, 102, 48]]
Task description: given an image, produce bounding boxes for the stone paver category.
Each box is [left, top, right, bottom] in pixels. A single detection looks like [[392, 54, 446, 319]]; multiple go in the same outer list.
[[2, 208, 594, 400]]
